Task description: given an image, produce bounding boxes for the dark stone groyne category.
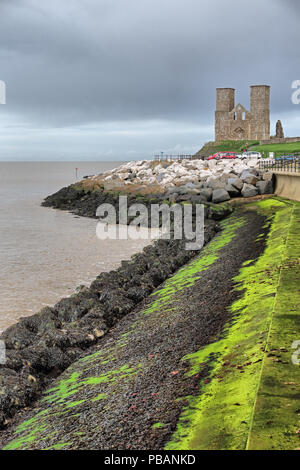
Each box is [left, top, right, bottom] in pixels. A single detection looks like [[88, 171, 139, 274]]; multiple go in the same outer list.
[[0, 184, 229, 428]]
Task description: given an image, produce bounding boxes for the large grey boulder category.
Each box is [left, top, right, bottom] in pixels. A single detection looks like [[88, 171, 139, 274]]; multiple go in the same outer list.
[[176, 186, 189, 195], [200, 188, 213, 202], [177, 194, 193, 202], [191, 195, 207, 204], [185, 182, 197, 189], [225, 184, 240, 197], [243, 168, 259, 177], [262, 172, 274, 181], [165, 186, 180, 195], [156, 173, 169, 183], [212, 189, 231, 203], [256, 180, 274, 195], [243, 174, 259, 185], [208, 177, 227, 190], [241, 170, 256, 181], [227, 172, 238, 179], [227, 177, 243, 191], [241, 183, 259, 198]]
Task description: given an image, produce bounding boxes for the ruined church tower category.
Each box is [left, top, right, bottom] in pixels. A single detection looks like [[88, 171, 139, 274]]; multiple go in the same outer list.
[[215, 85, 270, 141]]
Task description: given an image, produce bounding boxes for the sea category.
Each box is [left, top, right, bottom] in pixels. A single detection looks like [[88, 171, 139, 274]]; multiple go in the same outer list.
[[0, 161, 153, 333]]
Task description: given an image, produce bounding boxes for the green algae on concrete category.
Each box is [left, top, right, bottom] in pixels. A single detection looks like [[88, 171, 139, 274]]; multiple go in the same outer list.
[[165, 198, 300, 451], [247, 201, 300, 450], [42, 364, 138, 406]]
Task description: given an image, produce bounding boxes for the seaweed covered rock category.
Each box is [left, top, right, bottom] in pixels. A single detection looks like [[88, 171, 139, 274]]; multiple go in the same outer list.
[[0, 220, 220, 427]]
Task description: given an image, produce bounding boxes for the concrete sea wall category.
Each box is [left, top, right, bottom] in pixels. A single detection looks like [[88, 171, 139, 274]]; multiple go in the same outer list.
[[275, 172, 300, 202]]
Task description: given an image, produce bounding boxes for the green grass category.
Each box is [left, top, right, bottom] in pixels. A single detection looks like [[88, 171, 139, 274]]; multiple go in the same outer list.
[[250, 141, 300, 156]]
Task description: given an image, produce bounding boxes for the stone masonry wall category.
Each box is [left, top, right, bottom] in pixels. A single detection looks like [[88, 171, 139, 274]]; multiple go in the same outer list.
[[259, 136, 300, 145]]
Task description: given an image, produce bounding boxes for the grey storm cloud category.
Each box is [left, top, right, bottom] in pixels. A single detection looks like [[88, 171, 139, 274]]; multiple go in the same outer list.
[[0, 0, 299, 160], [285, 0, 300, 14]]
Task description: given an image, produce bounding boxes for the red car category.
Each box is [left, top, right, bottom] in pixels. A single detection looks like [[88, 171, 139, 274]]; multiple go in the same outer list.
[[208, 152, 238, 161]]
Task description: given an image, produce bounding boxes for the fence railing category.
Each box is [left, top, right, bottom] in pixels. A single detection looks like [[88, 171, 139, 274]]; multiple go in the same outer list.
[[154, 154, 200, 162], [260, 151, 300, 159], [259, 158, 300, 173]]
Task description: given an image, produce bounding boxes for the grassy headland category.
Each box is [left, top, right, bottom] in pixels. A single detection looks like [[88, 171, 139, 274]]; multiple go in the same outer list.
[[251, 141, 300, 155], [195, 140, 300, 158]]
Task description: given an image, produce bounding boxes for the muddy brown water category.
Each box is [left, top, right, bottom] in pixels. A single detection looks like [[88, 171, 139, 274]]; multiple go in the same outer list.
[[0, 162, 157, 333]]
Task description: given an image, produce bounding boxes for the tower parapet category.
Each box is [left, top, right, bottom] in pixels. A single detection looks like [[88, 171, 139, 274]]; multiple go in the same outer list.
[[250, 85, 270, 140], [216, 88, 235, 112]]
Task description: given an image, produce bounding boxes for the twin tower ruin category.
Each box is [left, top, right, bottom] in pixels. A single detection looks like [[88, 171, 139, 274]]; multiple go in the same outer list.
[[215, 85, 270, 141]]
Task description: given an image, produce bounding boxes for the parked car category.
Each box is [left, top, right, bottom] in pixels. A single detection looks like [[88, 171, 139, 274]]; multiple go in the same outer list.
[[208, 152, 224, 160], [241, 151, 262, 159], [224, 152, 241, 159], [208, 152, 238, 160], [275, 155, 295, 162]]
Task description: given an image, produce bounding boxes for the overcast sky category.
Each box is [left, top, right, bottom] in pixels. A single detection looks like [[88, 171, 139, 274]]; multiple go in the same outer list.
[[0, 0, 299, 161]]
